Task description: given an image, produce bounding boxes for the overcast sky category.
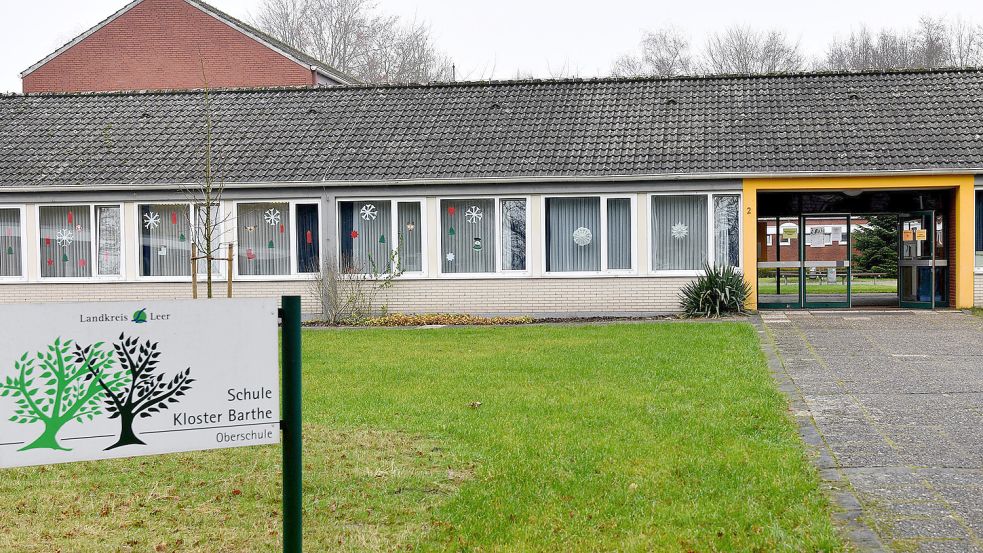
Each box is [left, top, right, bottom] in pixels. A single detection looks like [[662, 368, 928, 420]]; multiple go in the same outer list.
[[2, 0, 982, 92]]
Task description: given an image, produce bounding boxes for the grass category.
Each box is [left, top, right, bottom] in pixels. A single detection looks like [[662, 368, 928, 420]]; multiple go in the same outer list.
[[759, 278, 898, 295], [1, 323, 843, 552]]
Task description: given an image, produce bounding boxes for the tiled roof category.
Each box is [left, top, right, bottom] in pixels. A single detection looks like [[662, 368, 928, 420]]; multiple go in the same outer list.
[[1, 69, 982, 188]]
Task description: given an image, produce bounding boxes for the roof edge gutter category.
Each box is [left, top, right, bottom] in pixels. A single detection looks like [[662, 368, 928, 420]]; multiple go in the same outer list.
[[0, 168, 979, 194]]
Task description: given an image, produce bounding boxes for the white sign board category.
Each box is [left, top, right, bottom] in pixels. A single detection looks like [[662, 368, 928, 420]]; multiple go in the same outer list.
[[0, 299, 279, 469]]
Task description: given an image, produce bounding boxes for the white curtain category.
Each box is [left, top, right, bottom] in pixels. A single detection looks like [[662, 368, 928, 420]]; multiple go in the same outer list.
[[652, 195, 708, 271], [339, 200, 392, 274], [607, 198, 632, 270], [96, 206, 121, 276], [546, 197, 601, 272], [238, 203, 291, 276], [40, 206, 91, 278], [713, 195, 740, 267], [140, 204, 191, 277], [441, 199, 495, 273], [0, 209, 22, 278], [501, 199, 527, 271], [396, 202, 422, 272]]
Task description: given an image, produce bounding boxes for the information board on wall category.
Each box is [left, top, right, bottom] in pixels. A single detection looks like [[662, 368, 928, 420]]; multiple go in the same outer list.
[[0, 299, 280, 468]]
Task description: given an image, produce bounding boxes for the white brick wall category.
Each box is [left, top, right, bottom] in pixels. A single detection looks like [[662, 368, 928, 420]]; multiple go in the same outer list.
[[976, 273, 983, 307], [0, 277, 693, 317]]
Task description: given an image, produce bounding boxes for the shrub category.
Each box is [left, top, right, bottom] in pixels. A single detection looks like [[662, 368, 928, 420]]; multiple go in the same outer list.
[[679, 263, 752, 318], [363, 313, 533, 327]]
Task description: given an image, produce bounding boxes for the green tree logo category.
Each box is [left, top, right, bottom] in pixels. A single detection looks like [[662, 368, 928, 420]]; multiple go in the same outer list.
[[1, 338, 125, 451], [132, 309, 148, 324], [90, 334, 195, 450]]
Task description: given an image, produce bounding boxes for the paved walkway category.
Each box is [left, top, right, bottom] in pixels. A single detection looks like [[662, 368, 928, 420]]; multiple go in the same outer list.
[[759, 310, 983, 553]]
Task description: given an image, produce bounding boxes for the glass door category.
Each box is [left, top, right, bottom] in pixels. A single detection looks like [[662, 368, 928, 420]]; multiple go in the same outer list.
[[802, 215, 851, 308], [899, 211, 935, 309], [756, 216, 801, 308]]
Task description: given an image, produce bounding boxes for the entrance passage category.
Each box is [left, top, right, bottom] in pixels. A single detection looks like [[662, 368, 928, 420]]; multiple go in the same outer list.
[[755, 189, 954, 310]]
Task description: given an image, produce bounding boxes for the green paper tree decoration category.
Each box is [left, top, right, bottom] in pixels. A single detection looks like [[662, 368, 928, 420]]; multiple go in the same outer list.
[[448, 227, 456, 236], [179, 233, 186, 242], [5, 246, 12, 255], [267, 240, 275, 249], [379, 234, 386, 244], [62, 253, 69, 263]]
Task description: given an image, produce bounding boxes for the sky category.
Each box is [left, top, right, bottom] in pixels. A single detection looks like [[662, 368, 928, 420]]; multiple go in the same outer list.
[[2, 0, 982, 92]]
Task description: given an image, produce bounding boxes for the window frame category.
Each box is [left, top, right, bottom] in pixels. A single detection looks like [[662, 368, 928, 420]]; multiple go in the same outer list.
[[133, 201, 228, 282], [336, 196, 428, 278], [646, 192, 743, 276], [0, 204, 28, 283], [36, 203, 125, 283], [437, 195, 531, 279], [975, 187, 983, 273], [233, 199, 323, 281], [541, 194, 637, 277]]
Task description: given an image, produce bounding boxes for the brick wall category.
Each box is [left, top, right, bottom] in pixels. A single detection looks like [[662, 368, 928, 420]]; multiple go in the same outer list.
[[0, 277, 694, 318], [976, 274, 983, 307], [23, 0, 314, 93]]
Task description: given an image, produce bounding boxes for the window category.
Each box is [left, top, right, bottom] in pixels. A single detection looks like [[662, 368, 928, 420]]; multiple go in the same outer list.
[[193, 203, 227, 276], [140, 204, 191, 277], [0, 208, 23, 278], [651, 195, 708, 271], [39, 205, 121, 279], [545, 196, 632, 273], [236, 202, 295, 276], [976, 191, 982, 267], [441, 199, 496, 273], [296, 204, 320, 273], [713, 195, 740, 267], [501, 199, 527, 271], [339, 199, 422, 275]]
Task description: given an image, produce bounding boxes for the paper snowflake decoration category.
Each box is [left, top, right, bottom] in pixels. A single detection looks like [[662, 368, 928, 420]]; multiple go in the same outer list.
[[671, 222, 689, 240], [264, 208, 281, 227], [56, 229, 74, 248], [446, 252, 455, 262], [465, 206, 483, 224], [143, 212, 161, 230], [360, 204, 378, 221], [572, 227, 593, 246]]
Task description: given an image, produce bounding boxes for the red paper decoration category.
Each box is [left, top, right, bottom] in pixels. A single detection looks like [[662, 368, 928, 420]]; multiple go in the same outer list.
[[279, 224, 285, 234], [246, 248, 256, 260], [79, 259, 87, 268], [46, 258, 53, 266], [67, 211, 74, 225], [306, 230, 313, 245], [171, 212, 178, 225], [44, 236, 51, 246], [447, 206, 456, 215], [350, 230, 359, 239]]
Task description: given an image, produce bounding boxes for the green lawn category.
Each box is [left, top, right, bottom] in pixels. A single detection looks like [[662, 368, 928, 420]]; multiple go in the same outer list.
[[759, 277, 898, 295], [1, 323, 843, 552]]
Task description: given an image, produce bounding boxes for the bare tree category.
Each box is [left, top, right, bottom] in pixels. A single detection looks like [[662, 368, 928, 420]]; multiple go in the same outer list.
[[701, 26, 803, 74], [254, 0, 452, 83], [823, 17, 983, 71], [612, 27, 692, 77]]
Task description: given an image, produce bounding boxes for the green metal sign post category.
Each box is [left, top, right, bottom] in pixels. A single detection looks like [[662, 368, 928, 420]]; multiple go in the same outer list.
[[280, 296, 303, 553]]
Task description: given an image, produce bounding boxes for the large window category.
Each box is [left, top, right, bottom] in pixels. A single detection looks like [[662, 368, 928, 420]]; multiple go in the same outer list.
[[545, 196, 633, 273], [651, 195, 708, 271], [237, 202, 320, 277], [976, 190, 982, 268], [439, 197, 528, 274], [339, 199, 422, 275], [140, 204, 192, 277], [0, 207, 23, 279], [39, 205, 121, 279], [652, 193, 741, 272]]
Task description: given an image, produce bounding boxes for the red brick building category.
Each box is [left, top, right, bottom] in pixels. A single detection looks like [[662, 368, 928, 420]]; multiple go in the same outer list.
[[21, 0, 354, 93]]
